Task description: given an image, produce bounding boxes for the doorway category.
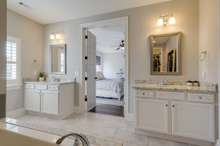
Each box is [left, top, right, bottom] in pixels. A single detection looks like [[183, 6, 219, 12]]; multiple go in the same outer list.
[[81, 17, 129, 117]]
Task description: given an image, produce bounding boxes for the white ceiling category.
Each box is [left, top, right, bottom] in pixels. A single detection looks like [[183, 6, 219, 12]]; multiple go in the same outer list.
[[7, 0, 171, 24], [90, 26, 125, 54]]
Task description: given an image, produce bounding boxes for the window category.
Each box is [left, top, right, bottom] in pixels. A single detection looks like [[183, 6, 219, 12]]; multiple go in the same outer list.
[[6, 41, 17, 80], [6, 37, 21, 87], [96, 56, 102, 72]]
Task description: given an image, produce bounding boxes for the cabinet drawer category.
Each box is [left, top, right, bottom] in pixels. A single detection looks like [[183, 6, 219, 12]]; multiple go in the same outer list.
[[136, 89, 155, 98], [48, 85, 59, 91], [35, 84, 47, 90], [156, 91, 185, 100], [25, 84, 34, 89], [188, 93, 215, 103]]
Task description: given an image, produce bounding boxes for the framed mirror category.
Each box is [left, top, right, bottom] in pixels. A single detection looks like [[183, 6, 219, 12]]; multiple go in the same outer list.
[[149, 32, 182, 75], [50, 44, 67, 74]]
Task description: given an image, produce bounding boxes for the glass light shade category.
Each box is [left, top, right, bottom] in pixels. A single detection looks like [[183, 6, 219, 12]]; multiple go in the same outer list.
[[55, 34, 62, 39], [50, 34, 55, 40], [168, 16, 176, 25], [157, 18, 164, 26]]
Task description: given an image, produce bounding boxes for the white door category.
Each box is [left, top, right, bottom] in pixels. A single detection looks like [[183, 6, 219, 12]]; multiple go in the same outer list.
[[41, 91, 59, 114], [171, 101, 215, 142], [85, 30, 96, 111], [136, 99, 169, 134], [25, 89, 40, 112]]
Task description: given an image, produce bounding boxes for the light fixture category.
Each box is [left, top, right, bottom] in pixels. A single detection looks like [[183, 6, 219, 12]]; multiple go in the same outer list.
[[157, 17, 164, 27], [49, 33, 64, 40], [55, 34, 61, 39], [168, 16, 176, 25], [157, 14, 176, 26], [50, 34, 55, 40]]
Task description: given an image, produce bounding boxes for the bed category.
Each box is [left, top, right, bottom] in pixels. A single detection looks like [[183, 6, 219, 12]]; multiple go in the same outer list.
[[96, 73, 124, 100]]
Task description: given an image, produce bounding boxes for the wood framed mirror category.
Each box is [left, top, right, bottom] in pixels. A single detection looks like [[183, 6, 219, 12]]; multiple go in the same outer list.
[[149, 32, 182, 75]]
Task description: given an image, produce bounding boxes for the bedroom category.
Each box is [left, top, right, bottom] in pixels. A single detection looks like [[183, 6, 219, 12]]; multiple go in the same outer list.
[[86, 19, 126, 117]]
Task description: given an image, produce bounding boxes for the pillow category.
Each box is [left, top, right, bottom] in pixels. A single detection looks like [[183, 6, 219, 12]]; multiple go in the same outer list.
[[96, 72, 105, 80]]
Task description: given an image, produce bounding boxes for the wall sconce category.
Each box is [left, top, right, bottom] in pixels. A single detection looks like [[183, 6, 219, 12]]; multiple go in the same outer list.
[[49, 33, 63, 40], [157, 14, 176, 26], [50, 34, 55, 40]]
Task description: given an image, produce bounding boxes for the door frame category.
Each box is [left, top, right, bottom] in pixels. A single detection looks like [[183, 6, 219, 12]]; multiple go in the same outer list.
[[80, 16, 129, 117]]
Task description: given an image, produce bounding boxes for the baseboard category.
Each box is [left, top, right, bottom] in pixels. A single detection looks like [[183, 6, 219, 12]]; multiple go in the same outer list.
[[6, 108, 26, 118], [125, 113, 135, 121], [216, 139, 220, 146], [73, 106, 83, 114]]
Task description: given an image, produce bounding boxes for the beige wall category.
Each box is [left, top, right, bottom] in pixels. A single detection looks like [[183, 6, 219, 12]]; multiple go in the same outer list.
[[7, 10, 44, 112], [7, 10, 44, 80], [44, 0, 199, 113], [199, 0, 218, 83]]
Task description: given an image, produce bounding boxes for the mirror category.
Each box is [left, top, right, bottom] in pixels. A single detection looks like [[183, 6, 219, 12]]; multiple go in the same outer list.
[[149, 32, 182, 75], [50, 44, 67, 74]]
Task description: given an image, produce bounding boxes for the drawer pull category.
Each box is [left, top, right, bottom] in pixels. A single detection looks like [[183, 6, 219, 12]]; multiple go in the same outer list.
[[199, 96, 203, 99], [165, 104, 169, 107], [142, 93, 145, 95]]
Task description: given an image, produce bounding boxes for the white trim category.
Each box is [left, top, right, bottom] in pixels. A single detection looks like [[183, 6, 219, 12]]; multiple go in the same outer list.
[[125, 113, 135, 122], [6, 84, 23, 91], [216, 139, 220, 146], [80, 17, 129, 117], [6, 108, 26, 118]]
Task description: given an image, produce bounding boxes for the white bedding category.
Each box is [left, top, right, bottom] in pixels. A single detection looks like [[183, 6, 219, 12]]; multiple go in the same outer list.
[[96, 79, 124, 99]]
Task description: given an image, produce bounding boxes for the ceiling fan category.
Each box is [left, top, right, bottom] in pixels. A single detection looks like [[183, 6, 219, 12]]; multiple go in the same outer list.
[[115, 40, 125, 51]]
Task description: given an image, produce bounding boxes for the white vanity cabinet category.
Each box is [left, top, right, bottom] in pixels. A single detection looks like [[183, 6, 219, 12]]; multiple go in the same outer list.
[[136, 99, 169, 134], [41, 90, 59, 114], [171, 101, 215, 142], [24, 82, 75, 119], [25, 88, 41, 112], [135, 87, 217, 143]]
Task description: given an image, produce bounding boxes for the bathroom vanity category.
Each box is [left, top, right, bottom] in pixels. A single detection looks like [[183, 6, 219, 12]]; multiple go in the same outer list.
[[133, 83, 217, 144], [24, 81, 75, 119]]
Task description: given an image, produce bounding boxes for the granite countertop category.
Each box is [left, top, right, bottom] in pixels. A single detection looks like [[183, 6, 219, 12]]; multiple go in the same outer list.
[[133, 83, 217, 93], [24, 81, 75, 85]]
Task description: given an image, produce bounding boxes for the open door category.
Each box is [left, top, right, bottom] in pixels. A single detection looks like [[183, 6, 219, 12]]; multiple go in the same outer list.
[[85, 30, 96, 111]]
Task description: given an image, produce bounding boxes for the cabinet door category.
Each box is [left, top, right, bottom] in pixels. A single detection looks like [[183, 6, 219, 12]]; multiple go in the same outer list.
[[171, 101, 215, 142], [136, 99, 169, 134], [41, 91, 59, 115], [25, 89, 40, 112]]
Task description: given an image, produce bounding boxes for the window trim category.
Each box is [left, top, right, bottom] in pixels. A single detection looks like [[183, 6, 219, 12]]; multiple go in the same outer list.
[[6, 36, 22, 88]]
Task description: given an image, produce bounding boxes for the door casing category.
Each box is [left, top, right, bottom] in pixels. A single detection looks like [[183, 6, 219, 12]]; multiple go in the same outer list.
[[80, 17, 129, 118]]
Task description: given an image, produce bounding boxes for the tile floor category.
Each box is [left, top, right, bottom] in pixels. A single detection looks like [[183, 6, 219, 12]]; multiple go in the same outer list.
[[6, 113, 199, 146]]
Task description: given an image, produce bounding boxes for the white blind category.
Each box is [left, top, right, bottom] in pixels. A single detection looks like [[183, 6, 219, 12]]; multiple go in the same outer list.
[[6, 40, 17, 80]]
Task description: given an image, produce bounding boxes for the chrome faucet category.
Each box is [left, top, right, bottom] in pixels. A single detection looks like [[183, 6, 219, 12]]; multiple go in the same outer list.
[[56, 133, 90, 146]]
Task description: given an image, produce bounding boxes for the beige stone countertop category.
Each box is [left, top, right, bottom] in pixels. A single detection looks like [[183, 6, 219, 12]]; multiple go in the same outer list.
[[24, 81, 75, 85], [133, 83, 217, 93]]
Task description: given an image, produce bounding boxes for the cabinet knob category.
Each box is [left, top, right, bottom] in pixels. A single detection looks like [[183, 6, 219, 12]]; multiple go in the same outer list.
[[199, 96, 203, 99], [172, 105, 175, 108], [165, 104, 169, 107]]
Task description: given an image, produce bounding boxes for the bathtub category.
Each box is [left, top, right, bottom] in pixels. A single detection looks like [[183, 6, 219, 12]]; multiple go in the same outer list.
[[0, 123, 122, 146], [0, 128, 57, 146]]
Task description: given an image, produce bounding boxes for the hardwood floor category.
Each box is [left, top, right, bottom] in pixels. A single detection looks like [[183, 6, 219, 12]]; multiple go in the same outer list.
[[89, 104, 124, 117]]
